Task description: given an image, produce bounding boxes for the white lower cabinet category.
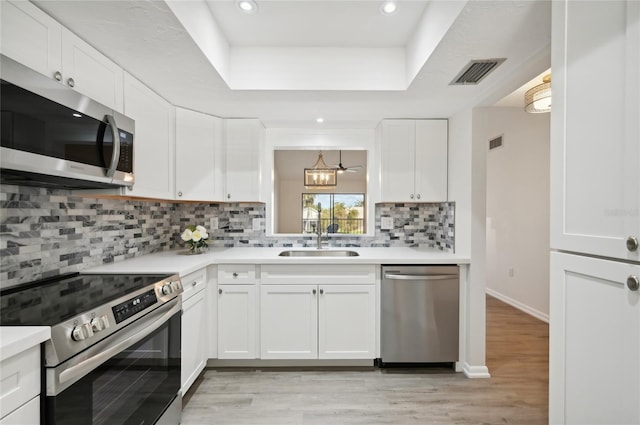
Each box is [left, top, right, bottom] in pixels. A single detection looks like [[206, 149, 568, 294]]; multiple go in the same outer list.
[[0, 396, 39, 425], [260, 281, 376, 360], [217, 284, 257, 359], [180, 269, 207, 394]]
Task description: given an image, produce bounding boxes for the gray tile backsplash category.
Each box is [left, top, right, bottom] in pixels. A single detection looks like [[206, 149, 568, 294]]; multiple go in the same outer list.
[[1, 184, 454, 289]]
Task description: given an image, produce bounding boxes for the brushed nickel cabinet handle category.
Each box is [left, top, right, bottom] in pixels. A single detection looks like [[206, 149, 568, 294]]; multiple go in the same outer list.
[[67, 77, 75, 88], [627, 236, 639, 252], [54, 71, 62, 81], [628, 275, 639, 291]]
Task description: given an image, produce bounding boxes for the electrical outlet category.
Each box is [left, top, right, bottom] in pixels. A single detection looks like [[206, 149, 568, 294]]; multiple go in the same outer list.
[[252, 218, 261, 231], [508, 268, 514, 277], [381, 217, 393, 230], [210, 217, 218, 230]]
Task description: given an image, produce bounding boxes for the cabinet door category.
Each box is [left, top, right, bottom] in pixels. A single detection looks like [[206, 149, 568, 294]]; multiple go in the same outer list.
[[217, 284, 256, 359], [224, 119, 263, 201], [549, 252, 639, 424], [176, 108, 223, 201], [551, 0, 640, 261], [414, 120, 448, 202], [318, 285, 376, 359], [260, 285, 318, 359], [123, 73, 175, 199], [0, 0, 61, 79], [0, 396, 40, 425], [181, 289, 207, 394], [380, 120, 416, 202], [61, 28, 124, 111]]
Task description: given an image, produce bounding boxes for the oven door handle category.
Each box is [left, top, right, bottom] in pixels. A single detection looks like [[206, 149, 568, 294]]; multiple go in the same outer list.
[[56, 299, 180, 389]]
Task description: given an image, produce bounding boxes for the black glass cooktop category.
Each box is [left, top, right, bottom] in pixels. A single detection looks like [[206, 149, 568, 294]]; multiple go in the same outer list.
[[0, 273, 172, 326]]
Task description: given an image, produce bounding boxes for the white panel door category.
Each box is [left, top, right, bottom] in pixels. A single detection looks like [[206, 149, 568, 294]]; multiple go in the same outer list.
[[549, 252, 640, 424], [414, 120, 448, 202], [0, 396, 40, 425], [260, 285, 318, 359], [217, 284, 256, 359], [123, 73, 174, 199], [551, 0, 640, 261], [318, 285, 376, 359], [181, 289, 207, 394], [225, 119, 263, 201], [61, 27, 124, 111], [0, 0, 61, 79], [380, 120, 416, 202], [175, 108, 223, 201]]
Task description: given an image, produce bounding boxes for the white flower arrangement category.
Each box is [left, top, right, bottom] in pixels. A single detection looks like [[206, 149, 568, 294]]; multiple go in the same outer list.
[[181, 225, 208, 253]]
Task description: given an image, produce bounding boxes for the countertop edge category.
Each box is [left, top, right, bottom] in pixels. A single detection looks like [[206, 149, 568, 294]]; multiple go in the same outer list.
[[0, 326, 50, 361]]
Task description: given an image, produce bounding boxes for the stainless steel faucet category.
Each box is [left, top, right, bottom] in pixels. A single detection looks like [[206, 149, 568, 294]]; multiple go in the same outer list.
[[316, 202, 324, 249]]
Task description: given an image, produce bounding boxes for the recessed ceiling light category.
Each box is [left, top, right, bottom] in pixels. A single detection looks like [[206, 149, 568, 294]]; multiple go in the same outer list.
[[380, 1, 397, 15], [72, 113, 82, 118], [316, 117, 325, 124], [236, 0, 257, 13]]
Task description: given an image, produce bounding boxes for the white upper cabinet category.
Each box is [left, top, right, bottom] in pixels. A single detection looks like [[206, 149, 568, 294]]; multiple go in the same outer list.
[[123, 73, 175, 200], [60, 28, 124, 112], [224, 119, 264, 202], [0, 0, 62, 79], [176, 108, 223, 201], [379, 119, 448, 203], [0, 1, 124, 112], [551, 0, 640, 261]]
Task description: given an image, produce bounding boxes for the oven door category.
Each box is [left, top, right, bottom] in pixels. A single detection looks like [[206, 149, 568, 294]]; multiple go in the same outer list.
[[45, 299, 181, 425]]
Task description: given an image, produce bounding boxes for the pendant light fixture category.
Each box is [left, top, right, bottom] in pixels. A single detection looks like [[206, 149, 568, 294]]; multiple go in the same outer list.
[[524, 74, 552, 113], [304, 151, 337, 188]]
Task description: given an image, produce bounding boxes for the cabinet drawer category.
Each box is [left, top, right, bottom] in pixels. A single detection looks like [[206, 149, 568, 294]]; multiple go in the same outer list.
[[0, 346, 40, 419], [218, 264, 257, 284], [261, 264, 376, 285], [0, 395, 39, 425], [181, 269, 207, 301]]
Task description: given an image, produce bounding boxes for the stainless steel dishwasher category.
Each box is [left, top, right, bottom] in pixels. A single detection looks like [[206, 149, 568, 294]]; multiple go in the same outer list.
[[380, 265, 459, 365]]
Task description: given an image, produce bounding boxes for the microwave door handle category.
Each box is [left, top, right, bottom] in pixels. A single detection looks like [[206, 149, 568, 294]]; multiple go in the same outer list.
[[104, 114, 120, 178]]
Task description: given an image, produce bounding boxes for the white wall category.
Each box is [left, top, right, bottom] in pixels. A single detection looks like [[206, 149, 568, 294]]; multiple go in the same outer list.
[[449, 108, 490, 378], [483, 107, 550, 321]]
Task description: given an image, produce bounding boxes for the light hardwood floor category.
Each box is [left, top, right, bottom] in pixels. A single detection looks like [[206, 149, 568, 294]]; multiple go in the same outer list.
[[182, 295, 549, 424]]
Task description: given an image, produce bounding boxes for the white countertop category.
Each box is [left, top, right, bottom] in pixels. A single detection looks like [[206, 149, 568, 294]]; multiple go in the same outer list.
[[0, 327, 50, 361], [85, 247, 470, 277]]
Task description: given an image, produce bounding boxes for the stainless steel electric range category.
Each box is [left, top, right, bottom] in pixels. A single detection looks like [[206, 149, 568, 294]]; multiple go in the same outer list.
[[0, 273, 183, 425]]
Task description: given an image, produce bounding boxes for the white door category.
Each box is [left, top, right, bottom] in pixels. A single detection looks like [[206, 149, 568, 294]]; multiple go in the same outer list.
[[123, 73, 174, 200], [61, 28, 124, 112], [551, 0, 640, 261], [0, 0, 62, 79], [414, 120, 448, 202], [175, 108, 222, 201], [318, 285, 376, 359], [549, 252, 640, 424], [181, 289, 206, 394], [260, 285, 318, 359], [380, 120, 416, 202], [225, 119, 262, 202], [217, 284, 256, 359]]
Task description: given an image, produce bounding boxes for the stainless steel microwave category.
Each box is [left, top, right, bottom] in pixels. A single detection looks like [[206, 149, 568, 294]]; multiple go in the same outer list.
[[0, 55, 134, 189]]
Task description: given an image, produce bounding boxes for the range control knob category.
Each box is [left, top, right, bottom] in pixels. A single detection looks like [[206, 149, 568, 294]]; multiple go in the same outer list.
[[170, 281, 182, 291], [71, 323, 94, 341], [91, 315, 110, 332], [161, 284, 173, 296]]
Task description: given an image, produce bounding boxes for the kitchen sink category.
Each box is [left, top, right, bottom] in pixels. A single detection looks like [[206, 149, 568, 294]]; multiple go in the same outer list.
[[278, 250, 360, 257]]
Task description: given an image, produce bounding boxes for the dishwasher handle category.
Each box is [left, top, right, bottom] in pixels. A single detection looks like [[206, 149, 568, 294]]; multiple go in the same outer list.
[[383, 272, 458, 281]]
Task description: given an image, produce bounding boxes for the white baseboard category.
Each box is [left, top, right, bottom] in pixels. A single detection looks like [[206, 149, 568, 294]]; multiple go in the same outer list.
[[486, 288, 549, 323], [462, 362, 491, 378]]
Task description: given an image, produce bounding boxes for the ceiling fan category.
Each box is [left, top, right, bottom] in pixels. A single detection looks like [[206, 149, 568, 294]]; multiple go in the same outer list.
[[333, 150, 363, 173]]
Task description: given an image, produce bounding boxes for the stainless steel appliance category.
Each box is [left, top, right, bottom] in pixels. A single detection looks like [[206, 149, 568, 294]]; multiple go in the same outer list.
[[0, 273, 183, 425], [380, 265, 459, 364], [0, 54, 134, 189]]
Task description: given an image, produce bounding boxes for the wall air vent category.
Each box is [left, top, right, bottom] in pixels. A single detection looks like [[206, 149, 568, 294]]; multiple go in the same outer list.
[[489, 135, 503, 150], [450, 58, 506, 85]]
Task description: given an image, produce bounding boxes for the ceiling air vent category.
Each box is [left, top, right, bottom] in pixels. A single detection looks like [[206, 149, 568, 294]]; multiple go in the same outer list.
[[489, 135, 503, 150], [450, 58, 506, 85]]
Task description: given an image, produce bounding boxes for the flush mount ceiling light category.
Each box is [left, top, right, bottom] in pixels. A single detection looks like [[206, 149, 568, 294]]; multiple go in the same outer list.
[[236, 0, 257, 14], [316, 117, 325, 124], [380, 1, 397, 15], [304, 151, 337, 188], [524, 74, 552, 113]]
